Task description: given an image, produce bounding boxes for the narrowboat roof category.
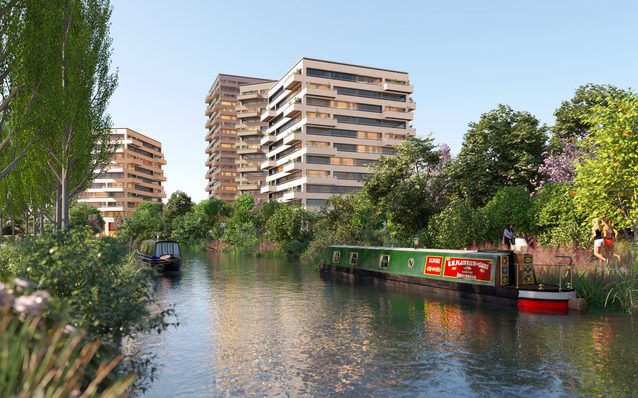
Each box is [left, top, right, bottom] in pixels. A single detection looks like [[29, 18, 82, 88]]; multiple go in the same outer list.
[[329, 245, 479, 254], [141, 239, 180, 244]]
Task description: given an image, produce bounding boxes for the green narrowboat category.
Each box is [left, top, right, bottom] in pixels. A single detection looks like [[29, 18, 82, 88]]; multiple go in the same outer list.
[[320, 245, 577, 314], [138, 240, 181, 272]]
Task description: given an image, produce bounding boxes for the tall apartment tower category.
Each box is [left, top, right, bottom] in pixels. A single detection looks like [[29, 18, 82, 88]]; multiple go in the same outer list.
[[204, 74, 272, 201], [260, 58, 415, 208], [77, 128, 166, 235], [235, 81, 275, 203]]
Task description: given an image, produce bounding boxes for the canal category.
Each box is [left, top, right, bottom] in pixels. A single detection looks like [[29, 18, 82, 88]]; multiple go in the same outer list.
[[137, 251, 638, 397]]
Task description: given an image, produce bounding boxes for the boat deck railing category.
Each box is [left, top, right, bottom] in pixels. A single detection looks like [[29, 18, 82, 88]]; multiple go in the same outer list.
[[519, 256, 574, 291]]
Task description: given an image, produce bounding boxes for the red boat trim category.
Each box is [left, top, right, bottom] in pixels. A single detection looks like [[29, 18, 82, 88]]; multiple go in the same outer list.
[[518, 298, 569, 314]]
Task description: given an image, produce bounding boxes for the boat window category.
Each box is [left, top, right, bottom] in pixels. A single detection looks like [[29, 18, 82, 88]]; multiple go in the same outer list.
[[156, 242, 178, 256], [349, 252, 358, 265], [379, 254, 390, 269], [332, 250, 341, 263]]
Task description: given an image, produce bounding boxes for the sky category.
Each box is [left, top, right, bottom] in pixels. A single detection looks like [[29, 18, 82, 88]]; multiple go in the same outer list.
[[108, 0, 638, 203]]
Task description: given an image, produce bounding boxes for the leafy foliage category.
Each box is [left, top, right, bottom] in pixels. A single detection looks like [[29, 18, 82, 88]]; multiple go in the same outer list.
[[365, 136, 446, 239], [428, 200, 486, 249], [449, 104, 548, 206], [574, 91, 638, 240], [482, 186, 532, 243], [531, 183, 589, 248], [164, 190, 194, 225], [265, 203, 313, 257], [222, 194, 258, 253], [552, 84, 633, 149], [70, 203, 104, 233], [117, 202, 164, 244]]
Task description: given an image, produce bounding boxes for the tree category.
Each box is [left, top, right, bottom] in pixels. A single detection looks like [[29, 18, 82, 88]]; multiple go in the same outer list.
[[574, 92, 638, 241], [428, 200, 486, 249], [365, 135, 446, 240], [449, 104, 548, 206], [117, 202, 164, 244], [536, 139, 584, 187], [552, 84, 632, 149], [170, 197, 230, 245], [0, 0, 36, 181], [69, 202, 103, 233], [531, 183, 589, 248], [265, 203, 313, 256], [11, 0, 117, 230], [164, 190, 194, 225], [222, 194, 258, 252], [482, 186, 532, 243]]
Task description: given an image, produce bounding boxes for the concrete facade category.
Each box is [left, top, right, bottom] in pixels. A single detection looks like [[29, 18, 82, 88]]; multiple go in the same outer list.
[[77, 128, 167, 235], [204, 74, 272, 202], [235, 81, 275, 203], [260, 58, 415, 208]]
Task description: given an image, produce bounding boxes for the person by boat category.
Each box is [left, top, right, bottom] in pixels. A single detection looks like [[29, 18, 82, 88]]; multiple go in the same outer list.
[[591, 218, 606, 264], [502, 224, 514, 249], [602, 218, 621, 262]]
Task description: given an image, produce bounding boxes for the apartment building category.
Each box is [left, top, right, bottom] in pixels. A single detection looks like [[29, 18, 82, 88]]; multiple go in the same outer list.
[[77, 128, 167, 235], [204, 74, 272, 202], [260, 58, 416, 208], [235, 81, 275, 202]]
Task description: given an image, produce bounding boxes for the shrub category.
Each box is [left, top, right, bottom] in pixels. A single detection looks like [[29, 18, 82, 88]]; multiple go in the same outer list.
[[482, 186, 532, 243], [0, 228, 175, 388], [429, 200, 486, 249], [70, 203, 104, 233]]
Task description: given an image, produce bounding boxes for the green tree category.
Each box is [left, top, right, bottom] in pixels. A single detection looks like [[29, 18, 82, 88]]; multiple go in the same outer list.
[[265, 203, 313, 256], [482, 186, 532, 243], [449, 105, 548, 206], [69, 202, 103, 233], [223, 194, 258, 252], [429, 200, 486, 249], [552, 84, 632, 149], [531, 182, 589, 248], [170, 197, 230, 245], [365, 135, 444, 240], [163, 190, 194, 225], [117, 202, 164, 244], [10, 0, 117, 230], [574, 92, 638, 241]]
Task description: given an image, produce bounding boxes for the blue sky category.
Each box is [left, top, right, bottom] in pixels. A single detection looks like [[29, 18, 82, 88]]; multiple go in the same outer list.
[[108, 0, 638, 202]]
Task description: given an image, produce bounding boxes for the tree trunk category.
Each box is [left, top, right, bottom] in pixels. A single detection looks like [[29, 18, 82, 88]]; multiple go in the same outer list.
[[39, 213, 44, 234], [55, 182, 62, 230], [24, 211, 28, 235], [0, 211, 3, 239], [33, 211, 37, 236], [60, 167, 69, 230], [11, 220, 15, 237]]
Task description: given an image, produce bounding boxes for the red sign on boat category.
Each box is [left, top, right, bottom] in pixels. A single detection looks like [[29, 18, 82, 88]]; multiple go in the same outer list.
[[443, 258, 492, 282], [424, 256, 443, 276]]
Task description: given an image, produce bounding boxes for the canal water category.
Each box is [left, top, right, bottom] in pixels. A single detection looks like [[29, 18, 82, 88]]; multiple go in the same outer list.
[[137, 252, 638, 397]]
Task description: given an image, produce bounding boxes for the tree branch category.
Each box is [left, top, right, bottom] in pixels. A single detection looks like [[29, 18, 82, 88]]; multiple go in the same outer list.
[[0, 140, 32, 179]]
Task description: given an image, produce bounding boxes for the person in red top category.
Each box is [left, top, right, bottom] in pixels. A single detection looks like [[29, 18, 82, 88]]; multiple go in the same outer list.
[[602, 218, 621, 262]]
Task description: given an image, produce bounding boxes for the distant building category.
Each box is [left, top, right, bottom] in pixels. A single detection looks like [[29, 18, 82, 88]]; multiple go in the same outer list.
[[235, 81, 275, 203], [77, 128, 166, 235], [204, 74, 272, 202], [260, 58, 415, 208]]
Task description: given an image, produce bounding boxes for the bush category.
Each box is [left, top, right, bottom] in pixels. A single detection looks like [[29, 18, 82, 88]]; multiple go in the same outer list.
[[429, 200, 487, 249], [0, 280, 135, 396], [0, 228, 175, 388], [531, 183, 589, 248], [482, 186, 532, 243], [70, 203, 104, 233]]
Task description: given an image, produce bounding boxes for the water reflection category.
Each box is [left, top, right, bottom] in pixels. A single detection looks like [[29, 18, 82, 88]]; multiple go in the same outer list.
[[138, 252, 638, 397]]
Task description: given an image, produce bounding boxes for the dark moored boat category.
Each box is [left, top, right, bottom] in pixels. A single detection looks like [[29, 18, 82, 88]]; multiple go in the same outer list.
[[320, 245, 577, 314], [138, 240, 181, 272]]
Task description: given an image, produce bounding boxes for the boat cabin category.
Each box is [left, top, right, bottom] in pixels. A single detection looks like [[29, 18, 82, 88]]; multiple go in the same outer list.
[[138, 240, 181, 271]]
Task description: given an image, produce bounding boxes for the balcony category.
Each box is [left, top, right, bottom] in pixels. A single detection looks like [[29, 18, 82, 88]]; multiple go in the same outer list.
[[383, 81, 414, 94], [238, 109, 260, 119], [261, 185, 277, 194], [305, 86, 337, 98], [260, 109, 276, 122], [406, 100, 416, 111], [383, 110, 413, 120], [237, 145, 260, 155], [305, 116, 336, 127], [237, 91, 261, 101], [238, 183, 259, 191], [260, 134, 276, 146], [282, 161, 301, 173], [283, 73, 303, 90], [283, 131, 303, 146], [261, 159, 276, 170], [237, 164, 260, 173], [283, 103, 302, 118]]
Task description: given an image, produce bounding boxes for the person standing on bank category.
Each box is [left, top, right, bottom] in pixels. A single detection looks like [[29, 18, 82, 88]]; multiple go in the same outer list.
[[602, 218, 621, 262], [503, 224, 514, 249], [591, 218, 606, 264]]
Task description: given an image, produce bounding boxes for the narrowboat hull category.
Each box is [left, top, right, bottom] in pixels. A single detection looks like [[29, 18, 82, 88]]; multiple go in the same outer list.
[[138, 254, 181, 272], [320, 245, 577, 314]]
